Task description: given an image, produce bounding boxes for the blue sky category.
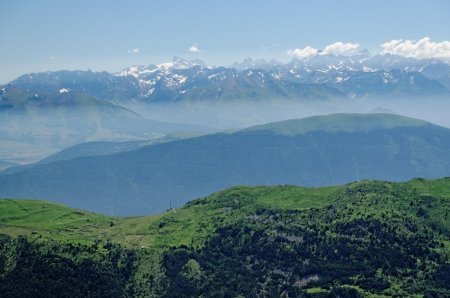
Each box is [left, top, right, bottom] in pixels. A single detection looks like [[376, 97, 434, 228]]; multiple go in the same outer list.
[[1, 0, 449, 83]]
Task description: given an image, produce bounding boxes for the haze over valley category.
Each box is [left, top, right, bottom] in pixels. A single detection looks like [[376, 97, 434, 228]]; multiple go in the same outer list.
[[2, 53, 450, 165]]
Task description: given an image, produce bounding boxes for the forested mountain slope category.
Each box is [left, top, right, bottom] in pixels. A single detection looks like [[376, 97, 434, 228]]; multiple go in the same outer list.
[[0, 178, 449, 297], [1, 114, 450, 215]]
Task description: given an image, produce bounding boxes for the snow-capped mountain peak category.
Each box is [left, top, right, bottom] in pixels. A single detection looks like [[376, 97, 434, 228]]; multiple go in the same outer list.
[[157, 56, 207, 70], [77, 53, 450, 101], [116, 57, 208, 78], [116, 65, 159, 78]]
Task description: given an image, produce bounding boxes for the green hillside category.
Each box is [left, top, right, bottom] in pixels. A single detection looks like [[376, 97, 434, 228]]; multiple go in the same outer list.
[[243, 113, 430, 135], [3, 113, 450, 216], [1, 178, 450, 297], [0, 185, 339, 248]]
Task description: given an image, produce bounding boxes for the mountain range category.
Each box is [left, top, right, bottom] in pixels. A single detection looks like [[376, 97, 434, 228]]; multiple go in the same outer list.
[[2, 53, 450, 297], [2, 113, 450, 215], [0, 86, 212, 164], [2, 53, 450, 165], [5, 53, 450, 103]]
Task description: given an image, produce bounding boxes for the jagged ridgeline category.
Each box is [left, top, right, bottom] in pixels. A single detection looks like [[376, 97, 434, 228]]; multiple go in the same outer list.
[[7, 55, 450, 103], [2, 53, 450, 165], [1, 178, 449, 297]]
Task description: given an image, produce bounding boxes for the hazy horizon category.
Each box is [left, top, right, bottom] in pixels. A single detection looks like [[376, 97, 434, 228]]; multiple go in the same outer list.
[[1, 0, 450, 83]]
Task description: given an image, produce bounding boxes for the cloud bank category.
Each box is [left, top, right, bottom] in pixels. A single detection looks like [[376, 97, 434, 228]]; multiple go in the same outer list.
[[381, 37, 450, 59], [287, 46, 318, 59], [322, 42, 360, 55], [288, 42, 359, 59], [288, 38, 450, 60]]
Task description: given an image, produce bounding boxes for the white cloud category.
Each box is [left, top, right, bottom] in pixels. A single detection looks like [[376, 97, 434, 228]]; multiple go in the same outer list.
[[321, 42, 359, 55], [127, 48, 140, 54], [288, 38, 450, 60], [287, 42, 359, 59], [287, 46, 318, 59], [189, 45, 201, 53], [381, 37, 450, 59]]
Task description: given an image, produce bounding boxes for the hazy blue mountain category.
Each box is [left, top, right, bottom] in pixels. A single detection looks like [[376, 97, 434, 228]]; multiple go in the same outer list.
[[115, 55, 449, 100], [0, 86, 212, 164], [115, 59, 345, 102], [418, 61, 450, 90], [3, 132, 206, 174], [5, 59, 343, 103], [0, 160, 17, 171], [330, 70, 447, 97], [280, 55, 449, 97], [4, 55, 449, 106], [7, 70, 141, 102], [1, 113, 450, 216], [231, 57, 281, 70]]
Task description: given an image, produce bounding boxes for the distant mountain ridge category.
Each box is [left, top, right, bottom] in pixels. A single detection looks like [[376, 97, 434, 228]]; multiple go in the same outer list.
[[1, 54, 449, 164], [2, 133, 205, 175], [243, 113, 428, 135], [4, 53, 450, 104], [0, 86, 212, 164], [2, 113, 450, 215]]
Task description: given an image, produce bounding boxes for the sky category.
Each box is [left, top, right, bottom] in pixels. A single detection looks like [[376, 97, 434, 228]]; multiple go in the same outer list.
[[1, 0, 449, 83]]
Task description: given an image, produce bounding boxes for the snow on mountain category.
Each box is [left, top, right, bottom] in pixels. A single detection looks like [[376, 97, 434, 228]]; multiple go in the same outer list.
[[6, 53, 450, 103], [115, 53, 450, 87], [117, 57, 208, 78], [115, 57, 211, 94], [116, 65, 159, 78]]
